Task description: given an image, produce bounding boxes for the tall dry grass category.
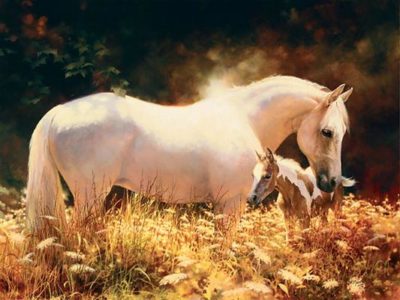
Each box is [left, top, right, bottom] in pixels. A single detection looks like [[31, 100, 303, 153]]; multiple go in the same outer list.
[[0, 194, 399, 299]]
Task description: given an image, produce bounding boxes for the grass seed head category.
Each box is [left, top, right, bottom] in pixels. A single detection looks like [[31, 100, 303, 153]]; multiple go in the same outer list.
[[69, 264, 95, 275], [159, 273, 188, 286], [36, 237, 57, 250]]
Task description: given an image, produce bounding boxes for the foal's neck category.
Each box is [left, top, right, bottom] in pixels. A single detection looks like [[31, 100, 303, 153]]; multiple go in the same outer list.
[[275, 162, 301, 192], [275, 160, 313, 209]]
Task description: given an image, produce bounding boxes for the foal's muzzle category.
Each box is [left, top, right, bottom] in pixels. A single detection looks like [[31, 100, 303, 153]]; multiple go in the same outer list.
[[248, 194, 261, 208]]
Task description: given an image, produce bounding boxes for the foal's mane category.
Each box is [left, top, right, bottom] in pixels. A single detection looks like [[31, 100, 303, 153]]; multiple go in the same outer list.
[[274, 155, 305, 175]]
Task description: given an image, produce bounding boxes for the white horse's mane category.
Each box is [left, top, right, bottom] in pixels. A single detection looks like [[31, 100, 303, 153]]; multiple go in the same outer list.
[[204, 75, 329, 101], [239, 75, 350, 132], [240, 75, 331, 93], [322, 98, 350, 132]]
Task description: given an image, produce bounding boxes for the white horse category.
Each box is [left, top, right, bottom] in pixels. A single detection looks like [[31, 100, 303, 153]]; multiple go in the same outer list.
[[26, 75, 353, 233]]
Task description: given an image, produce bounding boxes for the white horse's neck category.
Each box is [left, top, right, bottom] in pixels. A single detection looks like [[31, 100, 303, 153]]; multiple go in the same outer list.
[[224, 76, 328, 150]]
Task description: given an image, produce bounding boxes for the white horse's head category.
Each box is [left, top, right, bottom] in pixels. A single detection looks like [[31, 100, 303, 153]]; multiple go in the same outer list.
[[248, 148, 278, 207], [297, 85, 353, 193]]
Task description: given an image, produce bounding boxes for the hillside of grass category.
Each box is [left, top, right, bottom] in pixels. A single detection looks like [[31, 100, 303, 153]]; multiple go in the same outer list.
[[0, 195, 399, 299]]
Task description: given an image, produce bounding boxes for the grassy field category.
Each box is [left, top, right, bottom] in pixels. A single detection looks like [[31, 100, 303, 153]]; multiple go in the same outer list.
[[0, 194, 399, 299]]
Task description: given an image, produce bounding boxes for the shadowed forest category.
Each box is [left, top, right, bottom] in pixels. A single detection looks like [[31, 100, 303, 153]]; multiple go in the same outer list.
[[0, 0, 399, 299], [0, 0, 398, 207]]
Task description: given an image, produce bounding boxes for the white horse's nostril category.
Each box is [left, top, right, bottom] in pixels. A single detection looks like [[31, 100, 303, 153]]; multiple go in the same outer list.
[[330, 178, 337, 188]]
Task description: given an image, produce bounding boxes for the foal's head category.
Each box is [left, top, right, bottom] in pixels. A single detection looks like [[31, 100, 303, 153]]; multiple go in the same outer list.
[[248, 148, 278, 207], [297, 85, 353, 193]]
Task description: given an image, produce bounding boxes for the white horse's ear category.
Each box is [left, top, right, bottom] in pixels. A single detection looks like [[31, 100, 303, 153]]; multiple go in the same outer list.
[[340, 87, 353, 103], [325, 84, 346, 105]]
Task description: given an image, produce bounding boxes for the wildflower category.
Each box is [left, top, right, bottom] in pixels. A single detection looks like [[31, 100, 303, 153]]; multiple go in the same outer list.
[[373, 279, 383, 287], [347, 277, 365, 296], [278, 269, 302, 285], [9, 232, 25, 244], [179, 215, 189, 223], [197, 218, 209, 225], [323, 279, 339, 290], [253, 248, 271, 265], [159, 273, 188, 286], [303, 274, 321, 283], [244, 281, 272, 294], [335, 240, 350, 252]]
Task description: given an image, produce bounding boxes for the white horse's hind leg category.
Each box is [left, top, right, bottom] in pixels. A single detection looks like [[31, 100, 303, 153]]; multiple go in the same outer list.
[[71, 180, 113, 224]]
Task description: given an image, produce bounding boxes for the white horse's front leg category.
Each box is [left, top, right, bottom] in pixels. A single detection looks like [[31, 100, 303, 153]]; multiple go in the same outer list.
[[213, 195, 246, 242]]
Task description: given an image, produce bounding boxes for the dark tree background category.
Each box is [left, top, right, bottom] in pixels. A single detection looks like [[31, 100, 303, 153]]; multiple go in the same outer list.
[[0, 0, 398, 208]]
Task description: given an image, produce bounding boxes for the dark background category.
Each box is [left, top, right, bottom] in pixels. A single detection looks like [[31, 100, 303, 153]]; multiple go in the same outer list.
[[0, 0, 398, 208]]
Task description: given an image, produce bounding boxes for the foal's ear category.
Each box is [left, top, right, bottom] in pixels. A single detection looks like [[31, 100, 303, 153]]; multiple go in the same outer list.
[[340, 87, 353, 103], [325, 84, 346, 105], [265, 147, 275, 163], [255, 150, 264, 162]]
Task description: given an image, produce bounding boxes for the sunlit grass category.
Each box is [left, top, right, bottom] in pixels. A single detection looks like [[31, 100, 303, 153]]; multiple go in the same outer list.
[[0, 195, 399, 299]]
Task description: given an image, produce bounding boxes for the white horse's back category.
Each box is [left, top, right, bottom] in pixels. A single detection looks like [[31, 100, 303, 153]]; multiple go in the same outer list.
[[45, 93, 259, 208]]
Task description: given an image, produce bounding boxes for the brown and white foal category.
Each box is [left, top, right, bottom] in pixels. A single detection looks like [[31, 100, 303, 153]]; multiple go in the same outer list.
[[248, 149, 355, 241]]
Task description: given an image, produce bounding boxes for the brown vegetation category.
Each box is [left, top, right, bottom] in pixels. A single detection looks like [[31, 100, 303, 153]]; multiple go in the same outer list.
[[0, 195, 399, 299]]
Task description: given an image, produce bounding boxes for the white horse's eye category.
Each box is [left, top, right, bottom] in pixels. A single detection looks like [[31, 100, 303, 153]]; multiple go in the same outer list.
[[321, 128, 333, 138]]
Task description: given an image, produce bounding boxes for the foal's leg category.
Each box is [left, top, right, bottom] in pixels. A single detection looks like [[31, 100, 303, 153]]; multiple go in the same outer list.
[[283, 214, 295, 243], [320, 208, 328, 225], [277, 194, 294, 243], [300, 215, 311, 230]]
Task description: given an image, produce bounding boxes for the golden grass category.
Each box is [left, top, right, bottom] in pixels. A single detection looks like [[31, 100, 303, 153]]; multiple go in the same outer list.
[[0, 195, 399, 299]]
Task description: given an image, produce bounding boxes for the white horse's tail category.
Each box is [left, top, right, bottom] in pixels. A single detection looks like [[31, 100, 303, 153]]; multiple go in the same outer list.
[[341, 176, 356, 187], [26, 106, 65, 234]]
